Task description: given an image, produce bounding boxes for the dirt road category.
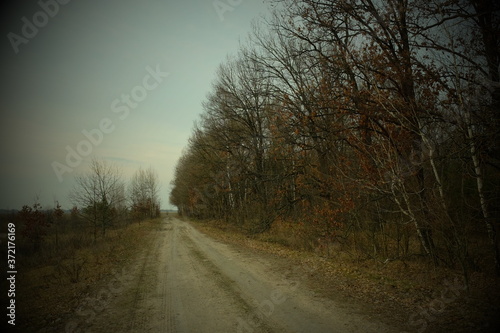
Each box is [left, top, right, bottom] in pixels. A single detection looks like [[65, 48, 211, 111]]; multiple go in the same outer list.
[[66, 217, 401, 332]]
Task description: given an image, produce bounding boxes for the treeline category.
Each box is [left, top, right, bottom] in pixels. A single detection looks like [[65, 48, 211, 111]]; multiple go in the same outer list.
[[15, 158, 161, 252], [170, 0, 499, 276]]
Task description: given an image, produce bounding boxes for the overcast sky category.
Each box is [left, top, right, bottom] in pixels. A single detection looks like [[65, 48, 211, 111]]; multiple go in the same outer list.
[[0, 0, 270, 210]]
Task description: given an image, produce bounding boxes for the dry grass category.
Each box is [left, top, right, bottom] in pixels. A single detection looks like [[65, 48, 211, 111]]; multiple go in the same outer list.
[[12, 217, 163, 332]]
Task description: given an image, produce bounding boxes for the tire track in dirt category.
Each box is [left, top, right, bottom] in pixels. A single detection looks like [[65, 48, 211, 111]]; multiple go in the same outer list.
[[127, 227, 160, 332], [179, 230, 277, 332], [66, 219, 177, 333], [164, 220, 264, 332], [166, 218, 185, 332], [158, 221, 176, 333], [129, 219, 178, 332]]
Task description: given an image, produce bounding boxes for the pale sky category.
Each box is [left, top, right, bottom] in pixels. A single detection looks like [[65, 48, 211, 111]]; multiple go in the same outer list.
[[0, 0, 270, 210]]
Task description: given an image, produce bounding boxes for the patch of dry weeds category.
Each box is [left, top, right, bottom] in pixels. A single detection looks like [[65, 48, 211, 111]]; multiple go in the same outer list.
[[15, 218, 162, 332]]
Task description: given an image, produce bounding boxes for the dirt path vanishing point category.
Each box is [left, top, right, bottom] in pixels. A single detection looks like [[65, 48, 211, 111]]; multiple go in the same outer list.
[[65, 217, 402, 333]]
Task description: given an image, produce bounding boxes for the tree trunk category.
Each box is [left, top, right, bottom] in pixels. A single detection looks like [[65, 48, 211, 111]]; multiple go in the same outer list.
[[466, 109, 500, 275]]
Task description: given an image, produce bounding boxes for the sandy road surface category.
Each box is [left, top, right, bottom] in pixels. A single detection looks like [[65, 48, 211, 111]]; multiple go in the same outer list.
[[66, 218, 400, 332]]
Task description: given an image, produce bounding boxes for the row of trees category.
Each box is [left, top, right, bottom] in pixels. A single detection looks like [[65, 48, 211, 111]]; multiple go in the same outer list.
[[70, 158, 161, 240], [17, 158, 161, 249], [170, 0, 500, 276]]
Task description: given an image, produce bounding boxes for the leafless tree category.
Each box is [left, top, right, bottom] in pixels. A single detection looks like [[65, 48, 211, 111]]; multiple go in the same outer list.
[[129, 166, 161, 219], [70, 158, 125, 241]]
